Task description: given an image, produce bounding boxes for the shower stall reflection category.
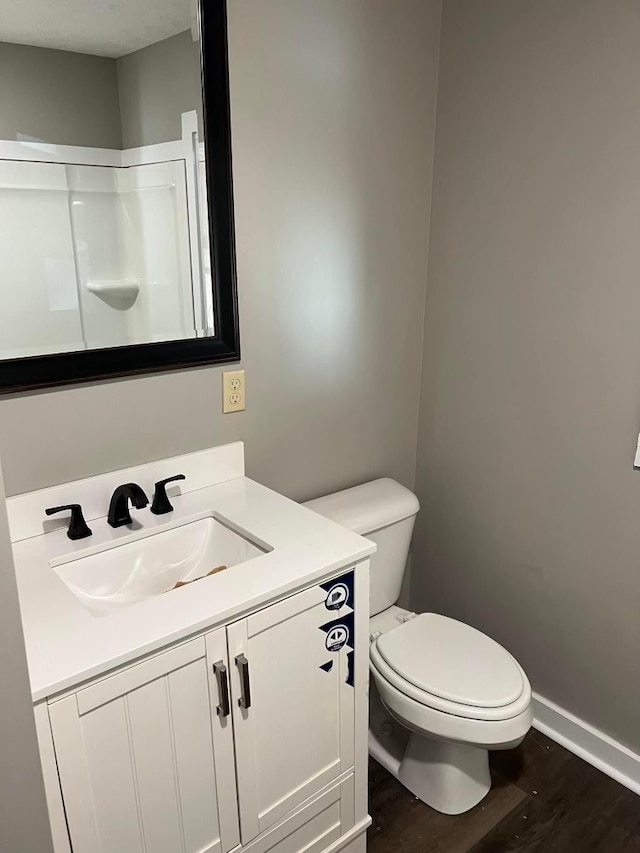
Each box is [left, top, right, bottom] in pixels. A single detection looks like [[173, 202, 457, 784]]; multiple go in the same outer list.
[[0, 111, 212, 359]]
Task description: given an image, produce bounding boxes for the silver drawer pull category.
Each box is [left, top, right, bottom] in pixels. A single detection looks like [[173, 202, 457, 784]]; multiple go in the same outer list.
[[212, 661, 230, 717], [235, 654, 251, 710]]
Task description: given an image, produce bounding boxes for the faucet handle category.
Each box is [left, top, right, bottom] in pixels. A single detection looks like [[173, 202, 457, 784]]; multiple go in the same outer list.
[[45, 504, 92, 540], [151, 475, 186, 515]]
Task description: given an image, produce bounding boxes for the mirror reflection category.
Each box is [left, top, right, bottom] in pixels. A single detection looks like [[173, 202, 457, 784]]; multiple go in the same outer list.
[[0, 0, 213, 360]]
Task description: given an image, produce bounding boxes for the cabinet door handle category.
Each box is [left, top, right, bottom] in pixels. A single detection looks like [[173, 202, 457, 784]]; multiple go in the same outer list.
[[235, 654, 251, 710], [212, 661, 231, 717]]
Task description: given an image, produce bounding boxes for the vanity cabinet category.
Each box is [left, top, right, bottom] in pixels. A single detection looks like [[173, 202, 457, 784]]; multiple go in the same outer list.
[[44, 573, 361, 853], [48, 628, 238, 853], [228, 584, 355, 843]]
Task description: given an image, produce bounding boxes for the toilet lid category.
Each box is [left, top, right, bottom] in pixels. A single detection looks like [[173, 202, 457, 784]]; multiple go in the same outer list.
[[375, 613, 524, 708]]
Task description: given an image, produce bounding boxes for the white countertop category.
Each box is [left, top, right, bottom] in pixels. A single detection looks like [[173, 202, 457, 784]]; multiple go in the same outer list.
[[12, 476, 374, 702]]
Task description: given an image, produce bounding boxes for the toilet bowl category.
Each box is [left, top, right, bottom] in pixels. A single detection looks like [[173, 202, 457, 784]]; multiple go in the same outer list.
[[368, 607, 532, 813], [304, 479, 533, 815]]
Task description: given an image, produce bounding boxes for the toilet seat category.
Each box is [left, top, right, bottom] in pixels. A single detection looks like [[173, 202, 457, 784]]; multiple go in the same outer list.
[[369, 613, 531, 722]]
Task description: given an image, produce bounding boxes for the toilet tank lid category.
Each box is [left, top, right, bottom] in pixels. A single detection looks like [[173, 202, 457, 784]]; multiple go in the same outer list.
[[303, 478, 419, 535]]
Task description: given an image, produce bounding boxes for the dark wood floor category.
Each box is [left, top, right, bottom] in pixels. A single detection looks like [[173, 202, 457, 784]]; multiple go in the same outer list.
[[368, 730, 640, 852]]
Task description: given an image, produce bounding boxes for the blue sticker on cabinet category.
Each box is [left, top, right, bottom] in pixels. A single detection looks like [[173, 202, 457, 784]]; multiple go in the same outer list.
[[325, 624, 348, 652], [318, 570, 355, 687], [346, 650, 354, 687], [321, 571, 354, 611], [319, 611, 354, 652]]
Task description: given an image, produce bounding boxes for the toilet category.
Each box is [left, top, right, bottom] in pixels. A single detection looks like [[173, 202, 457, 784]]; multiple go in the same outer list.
[[305, 478, 533, 815]]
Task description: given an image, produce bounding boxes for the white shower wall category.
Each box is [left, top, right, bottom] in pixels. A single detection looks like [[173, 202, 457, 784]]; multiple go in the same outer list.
[[0, 117, 206, 360], [120, 162, 194, 344], [67, 163, 129, 351], [197, 151, 214, 333], [0, 160, 84, 358], [68, 160, 194, 350]]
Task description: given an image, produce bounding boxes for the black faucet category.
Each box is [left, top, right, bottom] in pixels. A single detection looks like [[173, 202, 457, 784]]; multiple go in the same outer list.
[[108, 483, 149, 528]]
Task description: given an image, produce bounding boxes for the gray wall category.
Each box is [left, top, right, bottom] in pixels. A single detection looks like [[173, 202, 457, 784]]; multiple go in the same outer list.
[[0, 0, 441, 510], [0, 42, 122, 148], [117, 30, 203, 148], [0, 33, 200, 151], [0, 465, 53, 852], [414, 0, 640, 752]]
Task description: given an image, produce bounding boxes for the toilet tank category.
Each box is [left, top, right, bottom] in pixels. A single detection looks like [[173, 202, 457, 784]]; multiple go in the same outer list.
[[304, 479, 419, 616]]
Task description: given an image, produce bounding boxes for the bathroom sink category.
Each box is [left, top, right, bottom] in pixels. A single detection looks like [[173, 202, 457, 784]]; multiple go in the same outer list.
[[52, 516, 268, 617]]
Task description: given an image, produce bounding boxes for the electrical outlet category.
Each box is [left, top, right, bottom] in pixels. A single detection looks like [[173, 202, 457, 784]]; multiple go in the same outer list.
[[222, 370, 245, 413]]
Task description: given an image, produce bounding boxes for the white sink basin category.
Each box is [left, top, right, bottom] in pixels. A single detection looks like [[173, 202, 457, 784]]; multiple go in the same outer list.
[[52, 516, 269, 617]]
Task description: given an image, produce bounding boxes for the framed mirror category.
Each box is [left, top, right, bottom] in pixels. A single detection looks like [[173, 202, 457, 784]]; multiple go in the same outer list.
[[0, 0, 239, 392]]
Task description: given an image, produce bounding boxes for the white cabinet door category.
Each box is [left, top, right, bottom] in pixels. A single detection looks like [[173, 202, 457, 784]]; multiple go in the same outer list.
[[49, 631, 239, 853], [227, 573, 356, 844]]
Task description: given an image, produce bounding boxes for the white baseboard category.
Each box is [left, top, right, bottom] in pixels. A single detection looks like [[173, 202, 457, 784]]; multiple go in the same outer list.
[[532, 692, 640, 797]]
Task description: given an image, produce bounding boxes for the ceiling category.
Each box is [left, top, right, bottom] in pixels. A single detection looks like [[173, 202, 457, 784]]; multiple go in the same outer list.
[[0, 0, 194, 58]]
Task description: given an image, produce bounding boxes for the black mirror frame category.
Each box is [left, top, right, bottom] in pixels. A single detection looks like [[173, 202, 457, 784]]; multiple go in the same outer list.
[[0, 0, 239, 394]]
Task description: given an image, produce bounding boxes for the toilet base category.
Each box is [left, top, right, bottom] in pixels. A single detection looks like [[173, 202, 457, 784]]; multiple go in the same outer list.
[[368, 673, 525, 816], [369, 715, 491, 816], [398, 732, 491, 815]]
